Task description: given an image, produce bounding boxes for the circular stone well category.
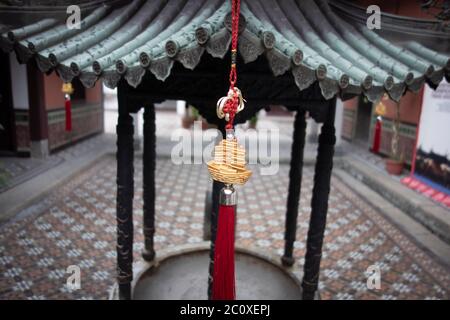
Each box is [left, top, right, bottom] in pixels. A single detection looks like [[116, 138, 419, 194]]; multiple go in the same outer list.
[[110, 242, 303, 300]]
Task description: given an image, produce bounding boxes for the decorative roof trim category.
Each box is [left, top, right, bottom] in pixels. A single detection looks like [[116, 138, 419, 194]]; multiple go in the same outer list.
[[0, 0, 448, 103]]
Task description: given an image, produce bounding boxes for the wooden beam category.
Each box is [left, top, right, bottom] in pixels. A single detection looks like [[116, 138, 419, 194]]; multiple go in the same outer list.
[[27, 62, 48, 142]]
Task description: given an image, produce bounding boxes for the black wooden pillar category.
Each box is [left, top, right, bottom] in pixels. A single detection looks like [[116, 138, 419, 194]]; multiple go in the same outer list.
[[301, 100, 336, 300], [281, 110, 307, 267], [27, 62, 49, 158], [116, 83, 134, 300], [207, 125, 226, 300], [142, 103, 156, 262]]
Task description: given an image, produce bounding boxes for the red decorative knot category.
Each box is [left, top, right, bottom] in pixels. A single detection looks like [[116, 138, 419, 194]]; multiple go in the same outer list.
[[224, 0, 241, 129], [222, 88, 239, 129]]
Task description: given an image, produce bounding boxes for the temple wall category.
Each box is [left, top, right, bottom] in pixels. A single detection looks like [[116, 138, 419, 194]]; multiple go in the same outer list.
[[353, 0, 436, 19], [368, 116, 417, 165], [44, 73, 65, 110], [338, 1, 441, 166], [381, 90, 423, 125], [342, 90, 421, 165], [12, 71, 104, 154], [47, 102, 103, 151], [9, 54, 31, 154], [342, 98, 358, 140], [14, 110, 30, 154], [44, 78, 104, 151]]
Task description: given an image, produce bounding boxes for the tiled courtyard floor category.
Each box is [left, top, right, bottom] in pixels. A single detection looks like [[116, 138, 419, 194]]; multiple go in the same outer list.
[[0, 155, 449, 300], [0, 134, 112, 193]]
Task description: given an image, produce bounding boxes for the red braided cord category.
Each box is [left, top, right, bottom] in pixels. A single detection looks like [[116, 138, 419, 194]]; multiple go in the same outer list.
[[229, 0, 240, 87], [224, 0, 240, 130]]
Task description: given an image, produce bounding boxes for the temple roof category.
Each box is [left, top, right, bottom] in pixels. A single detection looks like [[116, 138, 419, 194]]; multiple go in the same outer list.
[[330, 0, 450, 38], [1, 0, 449, 102]]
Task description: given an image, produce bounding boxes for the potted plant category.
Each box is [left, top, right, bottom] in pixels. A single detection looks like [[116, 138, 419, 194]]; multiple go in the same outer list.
[[181, 105, 195, 129], [191, 106, 199, 121], [385, 102, 404, 175], [248, 114, 258, 129]]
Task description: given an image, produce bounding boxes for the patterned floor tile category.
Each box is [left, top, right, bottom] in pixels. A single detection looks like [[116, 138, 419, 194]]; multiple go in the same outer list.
[[0, 155, 448, 300]]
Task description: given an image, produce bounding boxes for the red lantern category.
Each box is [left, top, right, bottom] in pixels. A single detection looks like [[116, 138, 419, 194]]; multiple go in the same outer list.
[[64, 94, 72, 132], [371, 116, 382, 153], [62, 82, 73, 132]]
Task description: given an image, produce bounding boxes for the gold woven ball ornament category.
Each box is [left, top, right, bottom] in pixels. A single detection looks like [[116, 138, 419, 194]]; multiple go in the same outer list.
[[207, 137, 252, 185], [207, 88, 252, 185]]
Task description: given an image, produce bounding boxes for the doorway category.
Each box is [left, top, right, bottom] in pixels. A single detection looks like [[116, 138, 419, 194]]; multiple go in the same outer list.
[[354, 95, 373, 145], [0, 52, 16, 153]]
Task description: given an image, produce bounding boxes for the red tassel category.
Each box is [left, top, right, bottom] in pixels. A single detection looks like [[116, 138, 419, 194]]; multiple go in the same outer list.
[[212, 204, 236, 300], [371, 116, 382, 153], [65, 94, 72, 132]]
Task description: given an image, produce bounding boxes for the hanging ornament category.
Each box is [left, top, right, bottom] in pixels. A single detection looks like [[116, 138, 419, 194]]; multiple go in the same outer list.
[[207, 0, 251, 300], [62, 82, 74, 132]]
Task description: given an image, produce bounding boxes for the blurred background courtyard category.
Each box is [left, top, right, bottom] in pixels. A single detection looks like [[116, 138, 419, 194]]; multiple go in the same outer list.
[[0, 0, 449, 301], [0, 86, 449, 300]]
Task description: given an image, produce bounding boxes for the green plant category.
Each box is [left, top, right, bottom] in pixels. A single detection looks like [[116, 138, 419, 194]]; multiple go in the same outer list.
[[249, 115, 258, 126], [390, 102, 404, 162], [191, 106, 199, 121]]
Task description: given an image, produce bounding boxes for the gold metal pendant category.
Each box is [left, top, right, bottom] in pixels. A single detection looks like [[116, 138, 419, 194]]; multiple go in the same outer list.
[[207, 132, 252, 185], [216, 87, 246, 121]]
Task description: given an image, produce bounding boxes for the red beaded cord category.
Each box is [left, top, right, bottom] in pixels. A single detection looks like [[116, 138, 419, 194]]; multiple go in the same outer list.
[[223, 0, 241, 130]]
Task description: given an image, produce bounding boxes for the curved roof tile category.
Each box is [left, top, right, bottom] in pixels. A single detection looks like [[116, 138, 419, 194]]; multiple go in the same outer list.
[[1, 0, 449, 102]]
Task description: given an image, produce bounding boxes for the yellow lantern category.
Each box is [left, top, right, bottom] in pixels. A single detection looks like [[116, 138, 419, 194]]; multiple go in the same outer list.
[[62, 82, 74, 95], [375, 101, 386, 116]]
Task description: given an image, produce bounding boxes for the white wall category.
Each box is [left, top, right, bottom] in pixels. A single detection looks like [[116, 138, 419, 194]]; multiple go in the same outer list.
[[176, 100, 187, 116], [9, 53, 29, 110], [335, 98, 344, 146], [417, 79, 450, 155]]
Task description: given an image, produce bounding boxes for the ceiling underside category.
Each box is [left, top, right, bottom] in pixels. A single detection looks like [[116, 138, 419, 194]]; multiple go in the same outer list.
[[1, 0, 449, 103]]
